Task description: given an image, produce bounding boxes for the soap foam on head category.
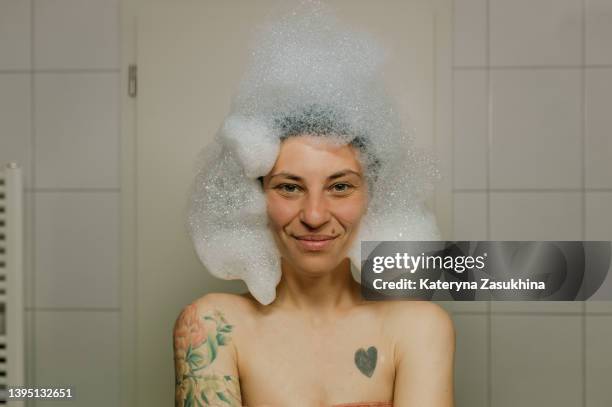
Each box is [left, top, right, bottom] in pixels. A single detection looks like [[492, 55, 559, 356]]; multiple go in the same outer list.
[[186, 0, 441, 305]]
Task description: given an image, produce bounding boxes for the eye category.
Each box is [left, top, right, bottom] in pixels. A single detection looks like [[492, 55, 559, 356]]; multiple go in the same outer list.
[[275, 183, 303, 195], [330, 182, 354, 195]]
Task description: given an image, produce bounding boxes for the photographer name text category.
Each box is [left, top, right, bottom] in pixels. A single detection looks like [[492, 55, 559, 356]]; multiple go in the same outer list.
[[372, 278, 545, 291]]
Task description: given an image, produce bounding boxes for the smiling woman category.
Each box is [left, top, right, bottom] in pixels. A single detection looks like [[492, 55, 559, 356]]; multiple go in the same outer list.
[[264, 136, 368, 274], [176, 2, 453, 406]]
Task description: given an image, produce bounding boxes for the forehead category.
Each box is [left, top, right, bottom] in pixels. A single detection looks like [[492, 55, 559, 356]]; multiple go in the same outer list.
[[272, 135, 363, 174]]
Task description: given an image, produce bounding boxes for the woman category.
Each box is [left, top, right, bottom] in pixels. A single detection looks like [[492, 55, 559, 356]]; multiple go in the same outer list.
[[174, 4, 454, 406]]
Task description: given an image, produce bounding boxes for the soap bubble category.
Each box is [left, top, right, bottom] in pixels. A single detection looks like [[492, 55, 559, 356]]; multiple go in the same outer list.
[[186, 0, 441, 305]]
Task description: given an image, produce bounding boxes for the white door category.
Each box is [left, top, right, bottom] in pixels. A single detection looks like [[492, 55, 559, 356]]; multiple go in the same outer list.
[[121, 1, 451, 405]]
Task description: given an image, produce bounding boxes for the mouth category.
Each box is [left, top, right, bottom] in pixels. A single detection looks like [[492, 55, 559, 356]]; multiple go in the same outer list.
[[292, 234, 338, 251]]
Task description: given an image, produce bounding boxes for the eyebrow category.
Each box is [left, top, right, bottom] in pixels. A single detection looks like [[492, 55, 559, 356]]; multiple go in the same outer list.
[[269, 169, 362, 181]]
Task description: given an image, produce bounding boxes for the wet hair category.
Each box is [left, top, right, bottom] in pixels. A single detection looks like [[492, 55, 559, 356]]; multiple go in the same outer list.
[[257, 103, 381, 188], [275, 103, 350, 137]]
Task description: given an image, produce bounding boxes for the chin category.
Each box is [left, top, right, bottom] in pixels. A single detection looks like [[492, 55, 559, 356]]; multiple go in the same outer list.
[[288, 255, 346, 275]]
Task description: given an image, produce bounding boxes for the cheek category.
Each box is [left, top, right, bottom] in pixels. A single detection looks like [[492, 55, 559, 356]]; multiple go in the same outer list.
[[332, 195, 368, 228], [266, 194, 299, 228]]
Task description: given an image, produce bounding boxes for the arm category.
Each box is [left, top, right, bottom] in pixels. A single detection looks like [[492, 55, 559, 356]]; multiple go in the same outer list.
[[173, 297, 242, 407], [391, 302, 455, 406]]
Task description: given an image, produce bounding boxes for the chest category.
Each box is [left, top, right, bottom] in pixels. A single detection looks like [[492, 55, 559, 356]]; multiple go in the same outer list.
[[235, 316, 395, 406]]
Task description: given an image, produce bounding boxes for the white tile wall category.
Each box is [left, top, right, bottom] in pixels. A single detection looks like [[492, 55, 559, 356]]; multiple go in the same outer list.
[[587, 288, 612, 313], [453, 0, 487, 67], [34, 73, 119, 189], [34, 311, 120, 407], [33, 0, 119, 70], [0, 74, 32, 186], [490, 192, 582, 240], [585, 68, 612, 189], [491, 315, 583, 407], [489, 0, 582, 67], [34, 191, 119, 308], [585, 294, 612, 315], [586, 192, 612, 241], [453, 69, 487, 189], [491, 301, 583, 314], [586, 0, 612, 65], [453, 192, 487, 240], [451, 192, 489, 314], [490, 69, 582, 189], [453, 314, 488, 407], [585, 192, 612, 313], [0, 0, 122, 404], [452, 0, 611, 405], [0, 0, 31, 70], [585, 316, 612, 407]]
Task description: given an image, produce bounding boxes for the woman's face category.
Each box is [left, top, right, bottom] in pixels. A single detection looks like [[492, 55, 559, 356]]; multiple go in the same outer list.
[[263, 135, 368, 275]]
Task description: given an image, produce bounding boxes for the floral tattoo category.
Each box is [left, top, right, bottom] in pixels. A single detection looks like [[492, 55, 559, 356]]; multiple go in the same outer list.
[[174, 304, 241, 407]]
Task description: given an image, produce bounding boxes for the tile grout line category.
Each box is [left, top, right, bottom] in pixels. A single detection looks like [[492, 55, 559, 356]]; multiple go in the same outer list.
[[452, 64, 612, 70], [452, 310, 612, 316], [582, 0, 588, 249], [582, 313, 612, 317], [25, 187, 121, 192], [450, 0, 455, 242], [485, 1, 492, 406], [433, 10, 438, 235], [8, 66, 612, 74], [30, 0, 36, 397], [25, 307, 121, 312], [134, 13, 140, 405], [581, 0, 587, 406], [487, 311, 606, 316], [453, 188, 612, 193], [0, 68, 120, 73], [115, 1, 122, 402]]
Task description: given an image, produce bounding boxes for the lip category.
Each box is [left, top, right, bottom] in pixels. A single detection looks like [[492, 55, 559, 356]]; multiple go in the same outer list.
[[292, 234, 338, 251]]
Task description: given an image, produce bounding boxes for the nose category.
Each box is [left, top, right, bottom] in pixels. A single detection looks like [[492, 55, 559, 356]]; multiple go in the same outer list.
[[299, 191, 331, 230]]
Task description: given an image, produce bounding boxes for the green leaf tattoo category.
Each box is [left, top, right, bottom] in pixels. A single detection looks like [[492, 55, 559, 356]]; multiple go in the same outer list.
[[174, 307, 241, 407], [354, 346, 378, 378]]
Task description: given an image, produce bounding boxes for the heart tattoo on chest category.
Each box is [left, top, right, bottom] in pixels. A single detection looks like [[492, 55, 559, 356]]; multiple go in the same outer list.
[[354, 346, 377, 378]]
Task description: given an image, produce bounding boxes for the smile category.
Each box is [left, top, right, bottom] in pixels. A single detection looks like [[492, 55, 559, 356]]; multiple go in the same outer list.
[[292, 235, 338, 251]]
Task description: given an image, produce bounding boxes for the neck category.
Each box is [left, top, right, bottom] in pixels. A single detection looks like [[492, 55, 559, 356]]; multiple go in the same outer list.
[[272, 257, 362, 317]]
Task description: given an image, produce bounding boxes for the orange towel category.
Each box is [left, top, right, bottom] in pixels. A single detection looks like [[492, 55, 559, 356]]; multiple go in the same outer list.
[[331, 402, 392, 407], [241, 401, 392, 407]]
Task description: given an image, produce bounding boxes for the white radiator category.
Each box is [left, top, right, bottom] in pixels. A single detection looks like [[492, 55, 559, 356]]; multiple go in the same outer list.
[[0, 162, 25, 406]]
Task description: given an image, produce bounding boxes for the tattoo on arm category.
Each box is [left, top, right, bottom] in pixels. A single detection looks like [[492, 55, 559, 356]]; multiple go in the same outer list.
[[354, 346, 378, 378], [174, 305, 241, 406]]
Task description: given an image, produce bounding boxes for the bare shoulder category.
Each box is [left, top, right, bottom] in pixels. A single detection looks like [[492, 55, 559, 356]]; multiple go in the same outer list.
[[383, 300, 455, 348], [383, 301, 455, 405], [173, 293, 247, 406], [193, 291, 257, 310], [173, 292, 259, 344], [184, 292, 259, 324]]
